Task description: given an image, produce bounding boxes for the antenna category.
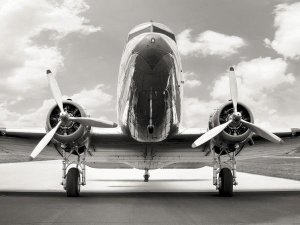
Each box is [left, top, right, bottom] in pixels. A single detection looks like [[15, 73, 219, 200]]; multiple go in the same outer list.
[[150, 20, 154, 32]]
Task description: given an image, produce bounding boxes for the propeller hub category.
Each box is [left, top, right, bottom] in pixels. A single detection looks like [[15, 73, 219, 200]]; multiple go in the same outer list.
[[228, 112, 242, 129], [59, 112, 70, 125], [232, 112, 242, 122]]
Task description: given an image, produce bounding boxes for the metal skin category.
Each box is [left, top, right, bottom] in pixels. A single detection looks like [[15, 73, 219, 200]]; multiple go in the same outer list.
[[46, 100, 91, 149], [40, 23, 280, 161], [117, 23, 183, 142], [209, 101, 254, 150], [0, 22, 296, 197]]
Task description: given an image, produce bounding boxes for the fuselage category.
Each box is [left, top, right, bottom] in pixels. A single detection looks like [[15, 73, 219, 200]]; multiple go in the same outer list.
[[117, 22, 183, 142]]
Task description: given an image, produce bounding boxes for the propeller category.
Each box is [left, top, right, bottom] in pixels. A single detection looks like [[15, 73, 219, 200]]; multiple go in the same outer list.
[[192, 120, 233, 148], [30, 121, 62, 160], [240, 119, 283, 144], [229, 67, 238, 113], [47, 70, 64, 113], [68, 117, 117, 128], [191, 67, 283, 148], [30, 70, 117, 160]]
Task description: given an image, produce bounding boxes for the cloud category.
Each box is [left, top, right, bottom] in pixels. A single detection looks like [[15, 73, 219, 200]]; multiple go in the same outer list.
[[70, 84, 114, 115], [0, 0, 106, 128], [182, 57, 296, 128], [0, 0, 103, 128], [183, 71, 202, 88], [182, 97, 220, 128], [210, 57, 295, 122], [177, 29, 246, 58], [0, 0, 100, 94], [210, 57, 295, 106], [0, 106, 21, 128], [3, 46, 64, 93], [0, 85, 113, 128], [265, 2, 300, 59]]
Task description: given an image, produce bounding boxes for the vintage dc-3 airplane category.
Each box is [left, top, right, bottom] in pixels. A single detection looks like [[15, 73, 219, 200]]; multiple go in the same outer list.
[[1, 22, 299, 197]]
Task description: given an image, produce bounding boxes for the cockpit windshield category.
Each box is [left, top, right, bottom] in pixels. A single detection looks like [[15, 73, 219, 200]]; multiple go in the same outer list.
[[127, 22, 176, 42]]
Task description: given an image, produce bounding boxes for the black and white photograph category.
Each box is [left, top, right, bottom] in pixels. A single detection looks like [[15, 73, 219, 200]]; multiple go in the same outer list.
[[0, 0, 300, 224]]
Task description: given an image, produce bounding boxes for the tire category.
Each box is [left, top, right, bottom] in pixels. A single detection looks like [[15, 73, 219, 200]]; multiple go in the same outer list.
[[66, 167, 80, 197], [144, 174, 149, 182], [219, 168, 233, 197]]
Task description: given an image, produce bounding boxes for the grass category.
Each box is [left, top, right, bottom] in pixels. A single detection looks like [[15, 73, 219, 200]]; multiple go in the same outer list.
[[238, 155, 300, 180]]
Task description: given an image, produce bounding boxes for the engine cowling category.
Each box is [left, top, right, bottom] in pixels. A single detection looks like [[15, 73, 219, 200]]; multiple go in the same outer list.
[[209, 101, 254, 150], [46, 100, 91, 152]]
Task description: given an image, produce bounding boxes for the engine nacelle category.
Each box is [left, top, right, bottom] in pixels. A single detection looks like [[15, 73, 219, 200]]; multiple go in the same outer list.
[[209, 101, 254, 151], [46, 100, 91, 152]]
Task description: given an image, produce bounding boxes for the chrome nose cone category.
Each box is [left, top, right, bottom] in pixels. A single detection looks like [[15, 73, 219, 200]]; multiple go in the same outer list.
[[133, 34, 173, 70]]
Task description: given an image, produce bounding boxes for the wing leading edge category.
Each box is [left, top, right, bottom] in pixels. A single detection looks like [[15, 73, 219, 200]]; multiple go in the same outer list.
[[0, 127, 300, 166]]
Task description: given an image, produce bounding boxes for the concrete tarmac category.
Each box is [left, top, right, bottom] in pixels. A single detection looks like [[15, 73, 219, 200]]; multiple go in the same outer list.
[[0, 191, 300, 225], [0, 161, 300, 224]]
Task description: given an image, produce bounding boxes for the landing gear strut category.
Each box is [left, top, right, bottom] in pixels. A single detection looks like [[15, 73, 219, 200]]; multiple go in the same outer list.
[[144, 169, 150, 182], [212, 146, 238, 197], [61, 146, 86, 197]]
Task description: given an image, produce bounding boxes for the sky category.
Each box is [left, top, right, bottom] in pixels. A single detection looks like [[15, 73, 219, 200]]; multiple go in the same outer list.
[[0, 0, 300, 130]]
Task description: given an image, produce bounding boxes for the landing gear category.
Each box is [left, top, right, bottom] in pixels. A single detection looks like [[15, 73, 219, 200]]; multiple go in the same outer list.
[[144, 169, 150, 182], [212, 146, 237, 197], [218, 168, 233, 197], [61, 146, 86, 197], [66, 167, 80, 197]]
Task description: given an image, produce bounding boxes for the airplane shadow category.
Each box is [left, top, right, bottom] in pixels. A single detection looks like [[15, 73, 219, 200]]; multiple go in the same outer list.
[[0, 190, 299, 198], [87, 179, 210, 182]]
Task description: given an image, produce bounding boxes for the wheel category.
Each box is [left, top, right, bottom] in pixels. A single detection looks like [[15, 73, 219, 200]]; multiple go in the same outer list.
[[66, 167, 80, 197], [219, 168, 233, 197], [144, 174, 149, 182]]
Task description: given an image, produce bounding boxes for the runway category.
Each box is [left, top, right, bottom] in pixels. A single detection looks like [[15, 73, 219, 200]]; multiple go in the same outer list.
[[0, 191, 300, 225], [0, 161, 300, 224]]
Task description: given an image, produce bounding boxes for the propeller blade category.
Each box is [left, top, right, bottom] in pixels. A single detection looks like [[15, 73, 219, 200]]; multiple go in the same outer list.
[[192, 120, 233, 148], [229, 67, 238, 113], [30, 121, 62, 160], [241, 119, 283, 144], [47, 70, 64, 113], [69, 117, 118, 128]]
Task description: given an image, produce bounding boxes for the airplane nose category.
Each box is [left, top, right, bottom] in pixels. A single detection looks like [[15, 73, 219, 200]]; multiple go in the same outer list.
[[133, 34, 173, 70]]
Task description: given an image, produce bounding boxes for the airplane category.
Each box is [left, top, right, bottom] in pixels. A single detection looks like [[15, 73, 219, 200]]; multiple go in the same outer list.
[[0, 22, 299, 197]]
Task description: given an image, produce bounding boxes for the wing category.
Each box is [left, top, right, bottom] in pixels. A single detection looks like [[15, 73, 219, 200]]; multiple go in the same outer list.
[[0, 128, 61, 162], [90, 127, 208, 151], [0, 127, 139, 164], [89, 127, 300, 169], [178, 127, 300, 161], [88, 127, 210, 169], [1, 126, 300, 167], [237, 128, 300, 160]]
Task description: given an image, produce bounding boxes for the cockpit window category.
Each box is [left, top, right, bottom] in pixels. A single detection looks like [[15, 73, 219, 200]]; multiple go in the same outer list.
[[127, 22, 176, 42]]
